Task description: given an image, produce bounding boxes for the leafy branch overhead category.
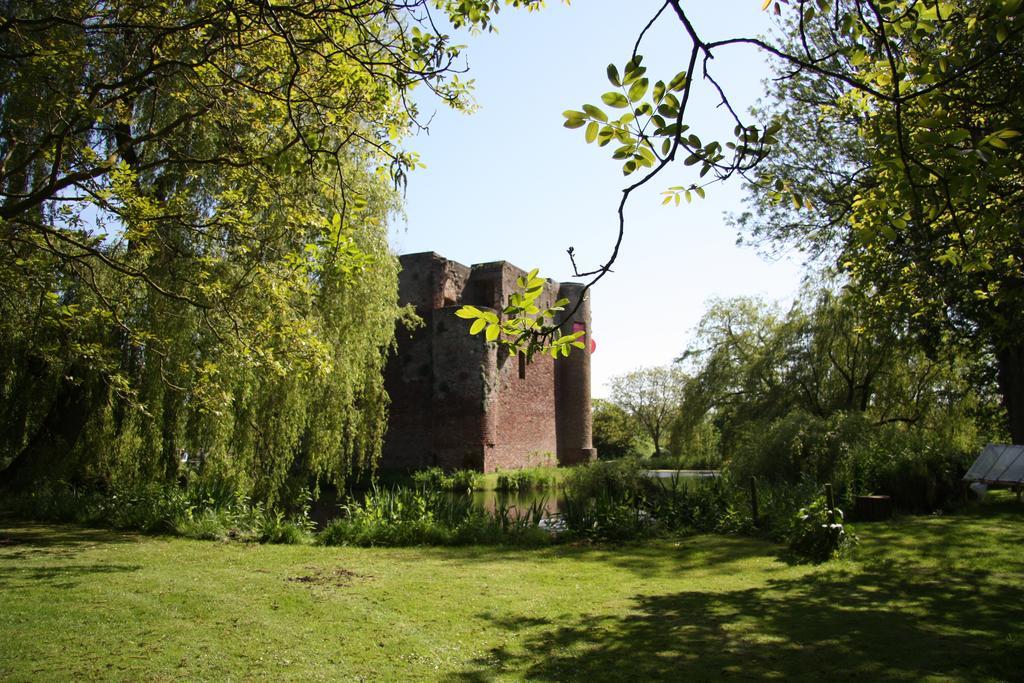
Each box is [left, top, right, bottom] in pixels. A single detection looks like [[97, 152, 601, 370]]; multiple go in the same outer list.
[[456, 269, 585, 359], [562, 56, 781, 189], [496, 0, 1023, 382]]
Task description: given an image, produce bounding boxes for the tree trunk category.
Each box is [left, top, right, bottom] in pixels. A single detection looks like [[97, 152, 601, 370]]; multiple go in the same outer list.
[[996, 341, 1024, 444], [0, 366, 103, 489]]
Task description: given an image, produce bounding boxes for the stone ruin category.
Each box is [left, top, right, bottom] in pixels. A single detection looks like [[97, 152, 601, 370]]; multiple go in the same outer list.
[[380, 252, 596, 473]]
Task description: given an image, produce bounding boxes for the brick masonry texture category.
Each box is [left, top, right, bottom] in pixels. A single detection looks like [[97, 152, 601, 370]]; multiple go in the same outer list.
[[381, 252, 596, 472]]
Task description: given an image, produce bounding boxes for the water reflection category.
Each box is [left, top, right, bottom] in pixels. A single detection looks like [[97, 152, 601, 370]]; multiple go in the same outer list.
[[468, 488, 562, 516]]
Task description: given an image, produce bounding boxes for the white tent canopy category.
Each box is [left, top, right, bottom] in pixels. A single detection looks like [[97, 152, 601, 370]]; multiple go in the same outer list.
[[963, 444, 1024, 485]]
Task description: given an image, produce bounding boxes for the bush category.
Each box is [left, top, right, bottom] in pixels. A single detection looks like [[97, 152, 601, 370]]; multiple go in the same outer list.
[[4, 477, 315, 544], [317, 485, 550, 547], [592, 399, 645, 459], [560, 460, 743, 539], [411, 468, 481, 493], [494, 468, 556, 492], [787, 496, 856, 563]]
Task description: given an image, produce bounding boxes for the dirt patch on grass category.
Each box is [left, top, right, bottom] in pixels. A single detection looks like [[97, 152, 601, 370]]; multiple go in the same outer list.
[[287, 566, 367, 588]]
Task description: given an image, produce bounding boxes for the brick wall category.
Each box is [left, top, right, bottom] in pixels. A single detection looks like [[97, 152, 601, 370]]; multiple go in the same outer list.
[[380, 252, 594, 473]]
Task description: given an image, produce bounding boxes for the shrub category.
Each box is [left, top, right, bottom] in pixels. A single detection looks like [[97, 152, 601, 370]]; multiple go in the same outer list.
[[493, 468, 557, 492], [787, 496, 856, 563], [592, 399, 645, 459], [317, 485, 550, 547], [411, 467, 481, 493], [4, 477, 315, 544]]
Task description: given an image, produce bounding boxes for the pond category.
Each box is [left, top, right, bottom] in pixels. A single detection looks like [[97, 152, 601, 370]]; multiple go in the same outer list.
[[467, 469, 721, 518], [310, 469, 721, 527]]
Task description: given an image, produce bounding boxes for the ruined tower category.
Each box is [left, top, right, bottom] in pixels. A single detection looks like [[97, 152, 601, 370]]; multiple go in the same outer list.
[[381, 252, 597, 473]]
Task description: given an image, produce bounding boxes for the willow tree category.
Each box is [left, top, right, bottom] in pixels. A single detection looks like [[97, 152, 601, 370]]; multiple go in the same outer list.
[[0, 0, 545, 500]]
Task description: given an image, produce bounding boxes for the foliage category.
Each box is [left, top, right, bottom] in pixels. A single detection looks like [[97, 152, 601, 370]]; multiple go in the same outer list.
[[561, 460, 754, 539], [3, 477, 315, 543], [493, 468, 557, 492], [563, 55, 777, 183], [787, 496, 856, 563], [592, 398, 646, 459], [675, 288, 997, 509], [607, 365, 687, 456], [0, 0, 567, 502], [736, 0, 1024, 441], [410, 467, 481, 493], [455, 267, 585, 358], [666, 416, 722, 469], [318, 485, 549, 547]]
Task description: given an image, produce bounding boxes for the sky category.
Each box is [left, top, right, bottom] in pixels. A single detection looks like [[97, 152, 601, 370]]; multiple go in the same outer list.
[[390, 1, 807, 398]]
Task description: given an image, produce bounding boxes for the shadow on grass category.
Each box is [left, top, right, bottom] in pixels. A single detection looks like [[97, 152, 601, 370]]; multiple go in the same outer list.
[[0, 561, 143, 590], [0, 521, 142, 589], [0, 522, 133, 551], [364, 534, 791, 582], [450, 507, 1024, 681], [457, 561, 1024, 682], [418, 502, 1024, 578]]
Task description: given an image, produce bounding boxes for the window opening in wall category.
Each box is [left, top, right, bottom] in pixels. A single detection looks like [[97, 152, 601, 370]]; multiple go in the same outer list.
[[472, 279, 497, 309], [518, 352, 527, 380]]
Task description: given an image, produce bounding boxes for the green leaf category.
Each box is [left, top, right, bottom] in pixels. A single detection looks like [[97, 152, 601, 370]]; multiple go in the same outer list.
[[653, 80, 665, 103], [601, 92, 629, 108], [585, 121, 599, 143], [607, 64, 621, 87], [485, 324, 500, 342], [582, 104, 608, 122], [668, 70, 688, 92], [469, 318, 487, 335], [628, 78, 649, 102], [455, 306, 481, 319], [563, 118, 586, 129]]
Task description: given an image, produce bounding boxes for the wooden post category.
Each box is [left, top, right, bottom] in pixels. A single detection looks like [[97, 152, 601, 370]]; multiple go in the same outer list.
[[749, 476, 760, 528], [825, 483, 836, 524]]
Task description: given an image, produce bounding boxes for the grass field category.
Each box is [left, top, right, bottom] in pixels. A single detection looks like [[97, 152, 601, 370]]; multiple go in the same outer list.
[[1, 498, 1022, 681]]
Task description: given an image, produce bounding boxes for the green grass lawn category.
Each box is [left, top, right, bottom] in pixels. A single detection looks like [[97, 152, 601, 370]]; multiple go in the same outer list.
[[2, 499, 1022, 682]]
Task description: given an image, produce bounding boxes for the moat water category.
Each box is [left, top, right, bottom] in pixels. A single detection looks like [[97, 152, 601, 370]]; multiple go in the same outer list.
[[311, 470, 720, 527]]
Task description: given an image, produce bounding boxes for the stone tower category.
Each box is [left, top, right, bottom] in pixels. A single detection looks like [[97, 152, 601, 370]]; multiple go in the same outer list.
[[381, 252, 597, 472]]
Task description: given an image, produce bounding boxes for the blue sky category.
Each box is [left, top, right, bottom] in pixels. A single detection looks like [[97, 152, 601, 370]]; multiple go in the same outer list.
[[391, 1, 805, 397]]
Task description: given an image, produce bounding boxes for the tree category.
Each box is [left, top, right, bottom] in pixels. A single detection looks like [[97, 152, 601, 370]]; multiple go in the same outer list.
[[607, 365, 686, 456], [677, 288, 1002, 482], [732, 0, 1024, 442], [534, 0, 1024, 445], [591, 398, 642, 459], [0, 0, 550, 498]]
